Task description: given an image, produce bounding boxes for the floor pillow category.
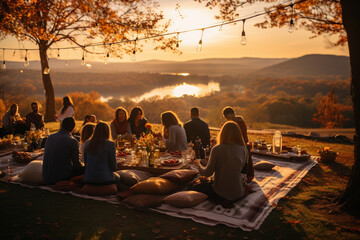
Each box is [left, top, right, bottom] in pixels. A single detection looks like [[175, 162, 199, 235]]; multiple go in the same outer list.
[[253, 161, 275, 171], [19, 160, 44, 184], [116, 170, 152, 186], [122, 194, 165, 208], [53, 181, 82, 191], [159, 169, 198, 185], [130, 177, 178, 195], [163, 191, 208, 208], [80, 184, 117, 196]]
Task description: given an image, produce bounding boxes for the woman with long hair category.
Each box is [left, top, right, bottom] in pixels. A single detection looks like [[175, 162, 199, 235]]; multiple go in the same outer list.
[[194, 121, 252, 206], [128, 106, 148, 138], [110, 107, 132, 140], [2, 104, 23, 134], [161, 111, 188, 152], [84, 122, 119, 185], [79, 123, 96, 163], [55, 96, 75, 122]]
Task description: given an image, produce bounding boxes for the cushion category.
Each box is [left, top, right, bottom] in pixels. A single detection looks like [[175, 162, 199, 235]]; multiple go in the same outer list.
[[117, 190, 134, 199], [130, 177, 178, 195], [163, 191, 208, 208], [19, 160, 44, 184], [122, 194, 165, 208], [80, 184, 117, 196], [116, 170, 152, 186], [69, 175, 84, 184], [253, 161, 275, 171], [159, 169, 198, 185], [53, 181, 82, 191]]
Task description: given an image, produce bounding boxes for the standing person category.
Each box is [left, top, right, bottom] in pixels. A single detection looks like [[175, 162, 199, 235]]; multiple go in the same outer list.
[[194, 121, 252, 207], [161, 111, 188, 152], [79, 123, 96, 163], [25, 101, 45, 130], [42, 117, 84, 184], [222, 106, 254, 182], [184, 107, 210, 146], [128, 106, 148, 138], [2, 104, 25, 135], [83, 122, 119, 185], [55, 96, 75, 122], [110, 107, 132, 140]]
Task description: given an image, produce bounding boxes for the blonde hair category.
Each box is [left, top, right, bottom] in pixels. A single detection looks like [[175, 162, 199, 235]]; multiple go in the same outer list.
[[218, 121, 245, 146]]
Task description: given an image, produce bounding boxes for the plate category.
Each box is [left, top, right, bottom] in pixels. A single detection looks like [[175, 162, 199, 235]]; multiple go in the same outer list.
[[161, 159, 183, 166]]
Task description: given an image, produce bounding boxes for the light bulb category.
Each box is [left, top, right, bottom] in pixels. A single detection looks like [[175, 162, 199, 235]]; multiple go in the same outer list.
[[240, 31, 247, 45], [1, 62, 6, 70], [131, 50, 136, 62], [43, 67, 50, 74], [20, 69, 24, 73], [81, 56, 85, 65], [289, 19, 294, 33], [86, 63, 92, 69], [196, 40, 202, 52], [24, 56, 29, 67], [175, 42, 179, 53], [104, 57, 108, 65]]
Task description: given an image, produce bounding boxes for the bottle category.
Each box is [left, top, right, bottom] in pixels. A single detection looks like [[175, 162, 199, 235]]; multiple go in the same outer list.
[[199, 140, 205, 159], [30, 123, 36, 132], [141, 147, 148, 167], [272, 131, 283, 154], [148, 151, 154, 167], [194, 136, 200, 159]]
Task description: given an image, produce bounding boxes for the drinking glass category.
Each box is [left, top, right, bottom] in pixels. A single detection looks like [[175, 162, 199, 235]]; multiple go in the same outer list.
[[267, 144, 272, 153], [297, 145, 302, 156]]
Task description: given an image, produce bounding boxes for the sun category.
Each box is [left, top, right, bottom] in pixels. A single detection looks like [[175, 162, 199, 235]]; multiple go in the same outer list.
[[173, 83, 199, 97]]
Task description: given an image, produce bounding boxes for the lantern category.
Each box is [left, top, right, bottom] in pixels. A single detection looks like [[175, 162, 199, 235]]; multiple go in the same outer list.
[[272, 131, 282, 154]]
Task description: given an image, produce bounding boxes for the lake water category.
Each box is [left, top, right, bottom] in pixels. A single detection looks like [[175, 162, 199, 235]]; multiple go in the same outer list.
[[100, 81, 220, 102]]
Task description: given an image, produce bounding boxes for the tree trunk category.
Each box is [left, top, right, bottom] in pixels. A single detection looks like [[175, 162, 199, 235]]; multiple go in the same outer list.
[[39, 40, 56, 122], [337, 0, 360, 216]]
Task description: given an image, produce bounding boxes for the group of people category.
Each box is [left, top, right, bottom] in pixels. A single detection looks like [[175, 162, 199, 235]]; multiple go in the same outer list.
[[2, 95, 254, 206]]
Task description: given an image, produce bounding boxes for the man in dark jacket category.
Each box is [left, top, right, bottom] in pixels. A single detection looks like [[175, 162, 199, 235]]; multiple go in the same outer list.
[[42, 117, 84, 184], [184, 107, 210, 146]]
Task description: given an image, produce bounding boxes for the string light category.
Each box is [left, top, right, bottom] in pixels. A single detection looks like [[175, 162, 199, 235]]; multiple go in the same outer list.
[[196, 29, 204, 52], [175, 32, 180, 53], [219, 22, 224, 31], [131, 40, 137, 62], [81, 47, 85, 65], [1, 49, 6, 70], [289, 4, 295, 33], [43, 67, 50, 74], [24, 50, 29, 67], [57, 48, 60, 58], [240, 20, 247, 45]]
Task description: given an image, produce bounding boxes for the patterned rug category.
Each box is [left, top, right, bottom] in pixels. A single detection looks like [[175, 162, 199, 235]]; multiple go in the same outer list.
[[0, 154, 317, 231]]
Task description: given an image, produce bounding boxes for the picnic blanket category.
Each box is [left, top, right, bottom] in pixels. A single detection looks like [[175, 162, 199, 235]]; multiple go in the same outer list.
[[0, 154, 318, 231]]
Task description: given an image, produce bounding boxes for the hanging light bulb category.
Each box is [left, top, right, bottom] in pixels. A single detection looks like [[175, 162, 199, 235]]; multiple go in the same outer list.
[[196, 29, 204, 52], [175, 33, 180, 53], [240, 20, 247, 45], [1, 49, 6, 70], [20, 69, 24, 73], [86, 63, 92, 69], [43, 67, 50, 74], [24, 50, 29, 67], [289, 4, 295, 33], [219, 22, 224, 31], [106, 44, 111, 58], [131, 40, 137, 62], [81, 47, 85, 65], [57, 48, 60, 58]]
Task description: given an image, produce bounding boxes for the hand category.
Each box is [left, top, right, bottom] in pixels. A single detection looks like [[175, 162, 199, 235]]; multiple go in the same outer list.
[[193, 159, 201, 167]]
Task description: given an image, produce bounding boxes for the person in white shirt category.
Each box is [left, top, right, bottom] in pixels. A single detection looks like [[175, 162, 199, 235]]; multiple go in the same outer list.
[[161, 111, 188, 152], [55, 96, 75, 122]]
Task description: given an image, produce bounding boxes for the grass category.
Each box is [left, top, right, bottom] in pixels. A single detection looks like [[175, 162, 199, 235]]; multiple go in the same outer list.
[[1, 125, 360, 239]]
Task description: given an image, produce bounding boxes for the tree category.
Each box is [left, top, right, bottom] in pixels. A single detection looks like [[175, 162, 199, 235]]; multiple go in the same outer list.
[[312, 88, 348, 128], [0, 0, 175, 121], [196, 0, 360, 215]]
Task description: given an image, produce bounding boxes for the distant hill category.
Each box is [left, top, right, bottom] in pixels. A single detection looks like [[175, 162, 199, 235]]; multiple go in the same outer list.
[[256, 54, 350, 78], [4, 57, 287, 76]]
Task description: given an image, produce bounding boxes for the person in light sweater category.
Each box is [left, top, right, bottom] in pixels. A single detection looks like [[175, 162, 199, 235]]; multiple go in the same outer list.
[[161, 111, 188, 152], [55, 96, 75, 122], [194, 121, 252, 205]]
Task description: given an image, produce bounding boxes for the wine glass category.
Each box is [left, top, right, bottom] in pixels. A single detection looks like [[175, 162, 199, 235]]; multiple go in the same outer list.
[[297, 145, 302, 156], [267, 144, 272, 153]]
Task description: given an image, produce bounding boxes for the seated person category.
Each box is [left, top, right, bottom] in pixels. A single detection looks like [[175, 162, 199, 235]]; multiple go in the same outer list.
[[161, 111, 188, 152], [25, 101, 45, 130], [222, 106, 254, 182], [42, 117, 84, 184], [128, 106, 148, 138], [184, 107, 210, 146], [82, 114, 96, 126], [110, 107, 132, 140], [83, 122, 119, 185], [194, 121, 252, 204], [79, 123, 96, 163], [2, 103, 26, 135]]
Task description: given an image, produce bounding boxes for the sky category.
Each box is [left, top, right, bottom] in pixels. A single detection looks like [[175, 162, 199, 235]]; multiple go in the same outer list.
[[0, 0, 349, 62]]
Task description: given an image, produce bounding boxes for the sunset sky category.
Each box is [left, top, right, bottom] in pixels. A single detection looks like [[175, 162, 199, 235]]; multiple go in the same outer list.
[[0, 0, 349, 62]]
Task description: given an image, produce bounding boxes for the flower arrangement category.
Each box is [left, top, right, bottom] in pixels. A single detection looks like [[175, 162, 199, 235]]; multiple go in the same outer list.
[[145, 123, 152, 134], [137, 133, 157, 152], [317, 147, 338, 162], [25, 131, 41, 144]]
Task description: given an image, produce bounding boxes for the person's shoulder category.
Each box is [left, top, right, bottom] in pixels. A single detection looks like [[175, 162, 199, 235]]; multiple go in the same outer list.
[[198, 118, 209, 126], [184, 120, 192, 127], [235, 116, 244, 122]]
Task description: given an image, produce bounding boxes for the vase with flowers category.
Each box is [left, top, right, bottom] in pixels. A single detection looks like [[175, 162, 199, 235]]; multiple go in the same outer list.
[[318, 147, 338, 162]]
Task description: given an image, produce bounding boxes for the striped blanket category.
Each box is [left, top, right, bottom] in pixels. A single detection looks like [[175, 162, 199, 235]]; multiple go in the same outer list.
[[0, 154, 317, 231]]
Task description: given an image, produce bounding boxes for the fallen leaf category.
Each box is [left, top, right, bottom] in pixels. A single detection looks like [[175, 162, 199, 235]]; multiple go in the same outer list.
[[152, 228, 160, 234], [122, 215, 127, 219], [155, 221, 161, 226], [288, 220, 301, 224], [191, 227, 197, 231], [115, 213, 121, 216], [207, 231, 215, 236], [183, 230, 188, 235], [0, 190, 6, 193], [130, 233, 136, 237]]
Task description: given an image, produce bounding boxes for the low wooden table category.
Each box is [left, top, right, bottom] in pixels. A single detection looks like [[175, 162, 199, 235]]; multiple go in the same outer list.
[[116, 154, 192, 176], [251, 149, 310, 161]]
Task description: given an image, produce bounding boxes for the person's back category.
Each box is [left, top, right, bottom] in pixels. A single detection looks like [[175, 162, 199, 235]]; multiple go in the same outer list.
[[84, 139, 116, 183], [184, 117, 210, 146], [42, 117, 82, 184]]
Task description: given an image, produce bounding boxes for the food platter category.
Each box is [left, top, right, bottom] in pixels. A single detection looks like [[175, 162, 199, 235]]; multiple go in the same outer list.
[[161, 159, 183, 166]]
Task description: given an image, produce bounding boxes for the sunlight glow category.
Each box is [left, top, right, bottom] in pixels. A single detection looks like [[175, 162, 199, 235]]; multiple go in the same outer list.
[[173, 83, 199, 97]]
